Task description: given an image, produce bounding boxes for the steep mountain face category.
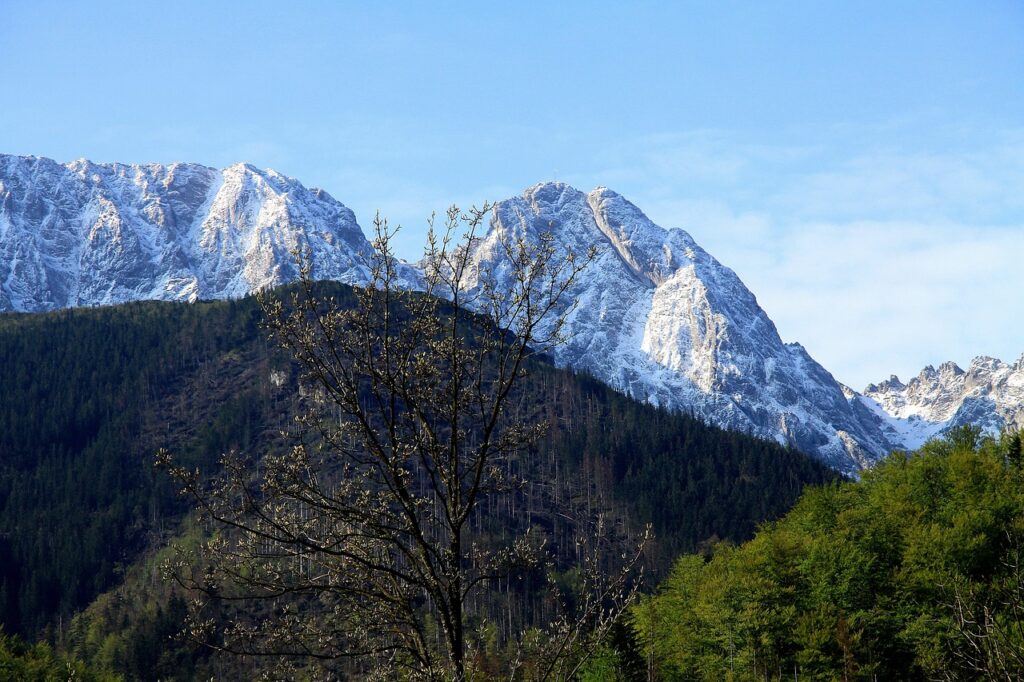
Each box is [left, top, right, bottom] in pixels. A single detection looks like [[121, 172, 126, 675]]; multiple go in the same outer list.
[[0, 154, 380, 311], [4, 155, 1019, 473], [466, 183, 895, 473], [860, 356, 1024, 450]]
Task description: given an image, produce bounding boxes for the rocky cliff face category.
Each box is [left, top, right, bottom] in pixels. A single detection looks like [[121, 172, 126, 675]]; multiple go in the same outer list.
[[3, 155, 1018, 474], [465, 183, 895, 473], [0, 154, 377, 311], [860, 356, 1024, 449]]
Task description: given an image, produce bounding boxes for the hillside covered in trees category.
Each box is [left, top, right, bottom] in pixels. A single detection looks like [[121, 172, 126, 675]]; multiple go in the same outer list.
[[0, 284, 838, 661], [0, 296, 292, 639], [634, 427, 1024, 681]]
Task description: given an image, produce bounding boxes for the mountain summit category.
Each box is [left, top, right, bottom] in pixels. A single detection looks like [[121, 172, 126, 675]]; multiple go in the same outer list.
[[0, 154, 376, 311], [465, 182, 894, 472], [2, 156, 1018, 473]]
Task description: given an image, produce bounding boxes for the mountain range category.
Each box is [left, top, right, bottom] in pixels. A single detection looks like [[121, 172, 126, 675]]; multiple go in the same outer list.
[[2, 153, 1020, 474]]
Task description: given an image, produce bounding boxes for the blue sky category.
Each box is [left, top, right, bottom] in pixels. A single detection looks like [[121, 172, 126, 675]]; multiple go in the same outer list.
[[2, 1, 1022, 388]]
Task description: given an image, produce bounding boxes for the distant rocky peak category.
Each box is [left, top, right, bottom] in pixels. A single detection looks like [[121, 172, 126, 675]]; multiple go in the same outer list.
[[861, 353, 1024, 450], [0, 153, 377, 311], [478, 180, 898, 474], [939, 360, 966, 376], [866, 375, 906, 393], [969, 356, 1002, 373], [585, 186, 688, 287], [505, 182, 702, 290]]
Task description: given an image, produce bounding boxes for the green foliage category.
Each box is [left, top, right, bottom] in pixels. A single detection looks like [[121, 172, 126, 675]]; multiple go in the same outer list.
[[578, 645, 624, 681], [0, 298, 294, 638], [0, 629, 116, 681], [59, 524, 208, 681], [635, 427, 1024, 680], [583, 617, 647, 681]]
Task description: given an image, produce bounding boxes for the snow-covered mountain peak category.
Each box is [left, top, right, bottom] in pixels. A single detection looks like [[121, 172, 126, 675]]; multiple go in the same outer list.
[[471, 181, 897, 474], [861, 354, 1024, 450], [586, 186, 694, 287], [969, 356, 1001, 374], [507, 182, 709, 290], [865, 375, 905, 394], [0, 154, 378, 311], [504, 182, 596, 248], [490, 180, 1015, 466], [466, 180, 1024, 472]]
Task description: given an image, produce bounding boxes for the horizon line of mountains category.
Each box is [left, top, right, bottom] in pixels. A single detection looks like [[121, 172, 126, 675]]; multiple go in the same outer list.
[[1, 153, 1021, 475]]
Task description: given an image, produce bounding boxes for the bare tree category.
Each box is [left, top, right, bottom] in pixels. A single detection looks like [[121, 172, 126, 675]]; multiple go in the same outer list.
[[158, 205, 644, 680], [945, 531, 1024, 681]]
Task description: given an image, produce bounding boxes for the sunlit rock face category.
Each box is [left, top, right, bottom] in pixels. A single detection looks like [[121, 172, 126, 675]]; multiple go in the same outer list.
[[465, 183, 898, 474], [0, 154, 380, 311], [861, 356, 1024, 450]]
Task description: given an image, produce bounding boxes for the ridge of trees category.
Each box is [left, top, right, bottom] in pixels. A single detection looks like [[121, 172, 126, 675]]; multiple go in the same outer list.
[[634, 427, 1024, 681]]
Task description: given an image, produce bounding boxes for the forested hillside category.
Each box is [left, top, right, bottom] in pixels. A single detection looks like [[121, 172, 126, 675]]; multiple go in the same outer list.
[[0, 296, 294, 638], [0, 284, 837, 669], [634, 427, 1024, 680]]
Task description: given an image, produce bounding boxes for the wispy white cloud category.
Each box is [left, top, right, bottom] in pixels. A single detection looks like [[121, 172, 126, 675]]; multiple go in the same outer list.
[[741, 220, 1024, 389], [770, 145, 1024, 223]]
